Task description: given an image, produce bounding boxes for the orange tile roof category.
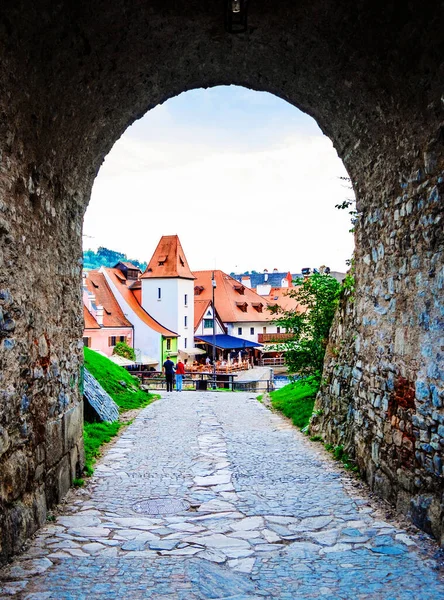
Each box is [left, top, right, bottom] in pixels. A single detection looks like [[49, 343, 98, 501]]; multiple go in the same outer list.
[[192, 270, 274, 324], [83, 305, 100, 329], [141, 235, 195, 280], [259, 286, 307, 314], [103, 267, 178, 337], [84, 272, 132, 328]]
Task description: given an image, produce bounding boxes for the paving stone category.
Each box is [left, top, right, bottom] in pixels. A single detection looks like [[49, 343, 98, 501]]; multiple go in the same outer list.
[[1, 392, 442, 599]]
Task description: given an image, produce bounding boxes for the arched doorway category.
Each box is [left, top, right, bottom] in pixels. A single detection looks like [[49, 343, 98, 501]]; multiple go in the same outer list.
[[0, 1, 443, 561]]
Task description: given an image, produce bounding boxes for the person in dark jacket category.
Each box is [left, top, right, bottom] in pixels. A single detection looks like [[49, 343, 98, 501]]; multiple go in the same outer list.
[[163, 356, 175, 392]]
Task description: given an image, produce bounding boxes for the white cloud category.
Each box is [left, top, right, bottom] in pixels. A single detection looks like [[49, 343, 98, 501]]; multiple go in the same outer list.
[[84, 94, 354, 274]]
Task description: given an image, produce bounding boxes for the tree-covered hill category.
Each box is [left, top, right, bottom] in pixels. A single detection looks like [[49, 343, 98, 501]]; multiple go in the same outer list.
[[83, 247, 147, 271]]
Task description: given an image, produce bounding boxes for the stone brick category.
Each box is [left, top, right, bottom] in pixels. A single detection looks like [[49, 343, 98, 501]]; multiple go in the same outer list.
[[1, 451, 29, 502], [63, 402, 83, 453], [45, 419, 64, 469]]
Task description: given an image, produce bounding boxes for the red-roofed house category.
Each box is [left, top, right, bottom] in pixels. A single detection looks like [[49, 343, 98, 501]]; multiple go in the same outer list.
[[101, 264, 178, 367], [193, 270, 282, 346], [82, 272, 134, 356]]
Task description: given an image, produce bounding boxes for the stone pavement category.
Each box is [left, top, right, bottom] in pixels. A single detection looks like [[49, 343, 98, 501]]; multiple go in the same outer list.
[[1, 391, 443, 599]]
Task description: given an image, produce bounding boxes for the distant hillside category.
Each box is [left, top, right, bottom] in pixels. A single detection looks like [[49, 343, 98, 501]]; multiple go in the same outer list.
[[83, 247, 147, 271]]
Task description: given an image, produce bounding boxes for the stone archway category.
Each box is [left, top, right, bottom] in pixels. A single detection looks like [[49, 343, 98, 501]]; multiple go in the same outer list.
[[0, 1, 443, 561]]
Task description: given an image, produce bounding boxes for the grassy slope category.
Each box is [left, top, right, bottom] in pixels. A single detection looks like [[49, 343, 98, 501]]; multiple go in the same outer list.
[[83, 421, 122, 476], [84, 347, 154, 411], [270, 378, 319, 429]]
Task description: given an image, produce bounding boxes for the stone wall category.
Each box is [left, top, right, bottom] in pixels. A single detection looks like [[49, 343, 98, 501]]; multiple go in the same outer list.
[[314, 162, 444, 544], [0, 0, 443, 562], [0, 147, 85, 562]]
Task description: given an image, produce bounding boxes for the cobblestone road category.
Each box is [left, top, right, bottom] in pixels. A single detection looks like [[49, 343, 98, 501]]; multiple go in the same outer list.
[[1, 392, 443, 599]]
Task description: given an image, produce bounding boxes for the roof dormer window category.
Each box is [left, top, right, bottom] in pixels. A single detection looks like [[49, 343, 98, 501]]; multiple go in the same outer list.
[[234, 284, 245, 295], [158, 255, 167, 266], [252, 302, 263, 312], [179, 255, 185, 267], [195, 285, 204, 295], [236, 302, 248, 312]]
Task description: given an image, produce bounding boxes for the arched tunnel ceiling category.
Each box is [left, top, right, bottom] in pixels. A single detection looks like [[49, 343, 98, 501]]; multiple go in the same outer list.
[[0, 0, 443, 195]]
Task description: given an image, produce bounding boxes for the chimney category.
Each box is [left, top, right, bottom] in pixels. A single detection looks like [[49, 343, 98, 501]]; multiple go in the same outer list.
[[241, 275, 251, 288], [96, 305, 104, 326]]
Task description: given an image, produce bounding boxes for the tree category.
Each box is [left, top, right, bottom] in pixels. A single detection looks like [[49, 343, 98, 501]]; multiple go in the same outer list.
[[113, 341, 136, 361], [270, 273, 341, 380]]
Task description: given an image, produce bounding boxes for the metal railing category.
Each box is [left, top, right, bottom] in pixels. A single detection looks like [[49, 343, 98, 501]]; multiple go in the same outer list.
[[259, 357, 286, 366], [258, 333, 295, 343], [135, 374, 273, 393]]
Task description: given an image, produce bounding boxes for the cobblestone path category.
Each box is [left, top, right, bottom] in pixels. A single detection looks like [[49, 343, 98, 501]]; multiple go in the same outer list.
[[1, 392, 443, 599]]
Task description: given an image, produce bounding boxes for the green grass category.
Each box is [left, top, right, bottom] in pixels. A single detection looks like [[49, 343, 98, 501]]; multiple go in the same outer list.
[[257, 394, 263, 403], [270, 377, 320, 429], [83, 421, 122, 476], [84, 347, 154, 411]]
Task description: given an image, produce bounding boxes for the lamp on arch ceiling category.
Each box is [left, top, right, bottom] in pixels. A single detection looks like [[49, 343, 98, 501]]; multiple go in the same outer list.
[[225, 0, 249, 33]]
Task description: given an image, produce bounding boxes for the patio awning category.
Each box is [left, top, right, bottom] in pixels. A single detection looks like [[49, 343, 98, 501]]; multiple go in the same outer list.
[[109, 355, 136, 367], [195, 334, 262, 350], [178, 347, 206, 357]]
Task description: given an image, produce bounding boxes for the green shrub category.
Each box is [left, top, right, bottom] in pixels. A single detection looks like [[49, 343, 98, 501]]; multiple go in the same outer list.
[[84, 347, 153, 411], [113, 341, 136, 361], [270, 377, 320, 429]]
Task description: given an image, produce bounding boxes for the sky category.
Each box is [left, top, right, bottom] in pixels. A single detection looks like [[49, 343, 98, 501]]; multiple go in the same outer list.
[[83, 85, 354, 274]]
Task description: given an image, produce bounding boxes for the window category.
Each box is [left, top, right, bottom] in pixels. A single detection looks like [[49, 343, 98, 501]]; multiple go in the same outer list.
[[263, 327, 267, 334], [108, 336, 117, 347], [119, 335, 126, 344], [184, 316, 188, 327], [184, 338, 187, 348], [158, 288, 161, 300], [166, 338, 171, 350], [83, 337, 91, 347], [277, 327, 281, 334], [236, 302, 248, 312], [238, 327, 242, 335], [204, 319, 213, 329], [250, 327, 254, 335], [184, 294, 188, 306]]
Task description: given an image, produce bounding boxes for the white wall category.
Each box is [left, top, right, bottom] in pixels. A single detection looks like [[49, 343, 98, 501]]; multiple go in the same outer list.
[[141, 277, 195, 351], [102, 269, 163, 364], [226, 321, 282, 344]]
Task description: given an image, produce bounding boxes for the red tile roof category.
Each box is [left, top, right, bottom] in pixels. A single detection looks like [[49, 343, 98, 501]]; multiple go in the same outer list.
[[83, 305, 100, 329], [84, 272, 132, 328], [192, 270, 274, 323], [259, 286, 307, 314], [103, 267, 178, 337], [141, 235, 195, 280]]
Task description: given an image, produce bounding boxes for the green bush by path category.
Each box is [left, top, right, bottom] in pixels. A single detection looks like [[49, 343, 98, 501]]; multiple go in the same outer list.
[[270, 378, 320, 429], [83, 421, 122, 476], [84, 347, 154, 411]]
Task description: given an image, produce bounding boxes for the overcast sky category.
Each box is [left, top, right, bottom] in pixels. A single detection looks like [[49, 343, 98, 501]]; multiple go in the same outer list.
[[83, 85, 354, 274]]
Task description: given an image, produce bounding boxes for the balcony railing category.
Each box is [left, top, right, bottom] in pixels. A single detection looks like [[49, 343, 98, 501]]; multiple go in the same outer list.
[[258, 333, 295, 343]]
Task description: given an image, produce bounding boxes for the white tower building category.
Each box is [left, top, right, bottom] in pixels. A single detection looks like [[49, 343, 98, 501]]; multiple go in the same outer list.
[[140, 235, 195, 354]]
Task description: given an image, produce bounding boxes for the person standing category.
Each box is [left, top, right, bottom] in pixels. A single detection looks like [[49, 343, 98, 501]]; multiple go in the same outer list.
[[163, 355, 175, 392], [175, 359, 185, 392]]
